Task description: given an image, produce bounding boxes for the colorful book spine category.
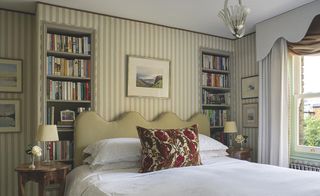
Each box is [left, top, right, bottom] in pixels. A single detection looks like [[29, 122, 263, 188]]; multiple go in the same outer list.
[[48, 80, 90, 101], [47, 33, 91, 55]]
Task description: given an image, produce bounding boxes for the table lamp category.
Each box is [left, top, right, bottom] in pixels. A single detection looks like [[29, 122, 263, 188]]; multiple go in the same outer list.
[[36, 125, 59, 163], [224, 121, 238, 148]]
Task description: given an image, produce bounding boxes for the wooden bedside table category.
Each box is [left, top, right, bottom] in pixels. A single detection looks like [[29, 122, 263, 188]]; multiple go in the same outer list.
[[15, 161, 69, 196], [227, 147, 251, 161]]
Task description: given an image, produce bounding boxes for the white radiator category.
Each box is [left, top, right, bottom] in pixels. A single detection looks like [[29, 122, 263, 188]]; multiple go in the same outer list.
[[290, 163, 320, 172]]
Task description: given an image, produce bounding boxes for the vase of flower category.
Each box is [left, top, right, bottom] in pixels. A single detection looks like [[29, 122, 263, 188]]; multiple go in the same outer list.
[[25, 144, 42, 169], [29, 155, 35, 169]]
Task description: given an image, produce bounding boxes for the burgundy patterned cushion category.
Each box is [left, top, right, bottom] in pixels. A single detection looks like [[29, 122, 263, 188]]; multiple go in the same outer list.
[[137, 124, 201, 173]]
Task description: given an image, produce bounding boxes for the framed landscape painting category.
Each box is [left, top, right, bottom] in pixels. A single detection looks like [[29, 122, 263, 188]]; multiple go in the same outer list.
[[0, 100, 20, 132], [0, 58, 22, 92], [127, 56, 170, 98]]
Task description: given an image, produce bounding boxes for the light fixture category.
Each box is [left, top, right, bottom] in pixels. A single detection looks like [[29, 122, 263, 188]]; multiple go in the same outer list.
[[36, 125, 59, 163], [218, 0, 250, 38], [224, 121, 238, 148]]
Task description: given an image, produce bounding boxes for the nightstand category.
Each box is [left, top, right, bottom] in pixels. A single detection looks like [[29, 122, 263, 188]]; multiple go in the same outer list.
[[15, 161, 69, 196], [227, 147, 251, 161]]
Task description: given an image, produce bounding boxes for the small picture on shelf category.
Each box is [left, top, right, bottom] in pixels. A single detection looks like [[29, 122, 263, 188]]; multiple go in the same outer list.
[[60, 110, 75, 122], [202, 54, 213, 69]]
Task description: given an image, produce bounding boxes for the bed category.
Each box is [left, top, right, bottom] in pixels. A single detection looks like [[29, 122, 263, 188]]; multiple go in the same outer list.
[[66, 111, 320, 196]]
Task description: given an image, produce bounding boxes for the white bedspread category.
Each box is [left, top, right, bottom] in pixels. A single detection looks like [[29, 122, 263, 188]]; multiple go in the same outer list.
[[66, 157, 320, 196]]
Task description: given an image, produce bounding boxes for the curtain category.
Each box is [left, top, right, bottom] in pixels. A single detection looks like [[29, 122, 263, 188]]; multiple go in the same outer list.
[[258, 38, 289, 167]]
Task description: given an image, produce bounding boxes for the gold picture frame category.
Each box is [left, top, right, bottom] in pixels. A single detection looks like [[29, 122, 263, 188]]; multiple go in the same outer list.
[[0, 58, 22, 92]]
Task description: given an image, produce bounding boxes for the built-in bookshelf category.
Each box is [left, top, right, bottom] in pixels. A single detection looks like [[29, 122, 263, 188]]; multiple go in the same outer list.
[[42, 23, 94, 165], [200, 49, 231, 144]]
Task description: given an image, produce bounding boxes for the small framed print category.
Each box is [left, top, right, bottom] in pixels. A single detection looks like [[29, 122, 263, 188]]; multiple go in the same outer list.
[[242, 103, 258, 128], [241, 75, 258, 99], [127, 56, 170, 98], [0, 100, 20, 132], [0, 58, 22, 92], [60, 110, 75, 122]]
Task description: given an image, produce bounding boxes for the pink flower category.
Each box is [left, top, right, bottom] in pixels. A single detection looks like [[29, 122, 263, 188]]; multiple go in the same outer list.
[[174, 155, 185, 167], [183, 130, 195, 140], [155, 131, 168, 141]]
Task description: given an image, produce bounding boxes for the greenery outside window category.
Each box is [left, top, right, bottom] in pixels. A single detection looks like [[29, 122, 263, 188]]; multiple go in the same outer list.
[[292, 55, 320, 158]]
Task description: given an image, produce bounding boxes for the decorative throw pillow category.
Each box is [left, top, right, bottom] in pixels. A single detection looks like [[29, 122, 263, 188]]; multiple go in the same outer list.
[[137, 124, 201, 173]]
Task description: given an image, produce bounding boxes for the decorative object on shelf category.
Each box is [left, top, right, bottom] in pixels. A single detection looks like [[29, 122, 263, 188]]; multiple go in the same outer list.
[[235, 134, 248, 150], [60, 110, 75, 122], [218, 0, 250, 38], [241, 75, 259, 99], [242, 103, 258, 127], [0, 99, 20, 132], [36, 125, 59, 163], [224, 121, 238, 147], [127, 56, 170, 98], [25, 144, 42, 169], [0, 58, 22, 92]]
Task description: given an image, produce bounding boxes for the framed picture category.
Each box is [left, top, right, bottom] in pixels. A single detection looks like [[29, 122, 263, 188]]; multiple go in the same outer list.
[[0, 100, 20, 132], [242, 103, 258, 128], [127, 56, 170, 98], [0, 58, 22, 92], [241, 75, 258, 99], [60, 110, 75, 122]]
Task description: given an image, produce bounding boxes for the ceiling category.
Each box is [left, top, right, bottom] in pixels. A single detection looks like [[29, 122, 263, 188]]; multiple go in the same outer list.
[[0, 0, 316, 38]]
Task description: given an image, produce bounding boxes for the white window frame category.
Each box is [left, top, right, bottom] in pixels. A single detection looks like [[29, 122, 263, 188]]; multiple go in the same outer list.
[[292, 55, 320, 155]]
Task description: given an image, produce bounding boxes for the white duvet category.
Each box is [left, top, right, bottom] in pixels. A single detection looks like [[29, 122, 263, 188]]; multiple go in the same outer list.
[[66, 157, 320, 196]]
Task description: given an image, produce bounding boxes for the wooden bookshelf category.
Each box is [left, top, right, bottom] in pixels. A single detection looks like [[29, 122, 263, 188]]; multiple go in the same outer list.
[[42, 23, 94, 166], [200, 48, 231, 144]]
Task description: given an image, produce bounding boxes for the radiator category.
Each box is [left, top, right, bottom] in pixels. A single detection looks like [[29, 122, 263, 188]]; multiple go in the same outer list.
[[290, 163, 320, 172]]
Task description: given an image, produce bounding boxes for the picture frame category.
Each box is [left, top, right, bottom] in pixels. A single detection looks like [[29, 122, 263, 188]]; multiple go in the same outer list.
[[0, 58, 22, 92], [241, 75, 258, 99], [242, 103, 258, 128], [0, 100, 20, 132], [60, 110, 75, 122], [127, 56, 170, 98]]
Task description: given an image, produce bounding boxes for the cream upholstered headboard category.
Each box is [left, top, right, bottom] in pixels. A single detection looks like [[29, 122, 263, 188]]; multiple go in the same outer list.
[[74, 111, 210, 166]]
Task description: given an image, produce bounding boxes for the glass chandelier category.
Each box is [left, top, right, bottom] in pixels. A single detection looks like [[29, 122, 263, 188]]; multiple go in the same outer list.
[[218, 0, 250, 38]]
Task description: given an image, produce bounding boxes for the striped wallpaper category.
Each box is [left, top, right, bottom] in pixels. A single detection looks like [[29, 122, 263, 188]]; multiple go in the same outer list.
[[232, 34, 259, 161], [0, 3, 258, 196], [0, 10, 36, 196], [36, 2, 234, 122]]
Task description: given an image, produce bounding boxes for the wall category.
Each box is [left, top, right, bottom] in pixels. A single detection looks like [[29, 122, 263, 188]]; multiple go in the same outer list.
[[232, 34, 258, 161], [0, 10, 36, 196], [36, 3, 234, 123]]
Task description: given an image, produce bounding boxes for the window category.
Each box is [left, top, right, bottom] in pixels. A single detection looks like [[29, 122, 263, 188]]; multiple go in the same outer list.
[[293, 55, 320, 155]]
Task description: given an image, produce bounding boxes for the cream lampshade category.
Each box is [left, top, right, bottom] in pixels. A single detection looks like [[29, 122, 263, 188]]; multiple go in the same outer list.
[[224, 121, 237, 148], [36, 125, 59, 163], [224, 121, 238, 133]]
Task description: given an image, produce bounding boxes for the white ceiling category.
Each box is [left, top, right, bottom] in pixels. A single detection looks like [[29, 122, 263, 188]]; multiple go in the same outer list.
[[0, 0, 316, 38]]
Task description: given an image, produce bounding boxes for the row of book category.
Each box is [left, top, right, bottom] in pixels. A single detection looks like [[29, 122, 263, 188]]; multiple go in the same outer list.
[[202, 90, 230, 105], [47, 56, 91, 78], [212, 132, 227, 144], [203, 109, 228, 127], [202, 54, 229, 71], [47, 80, 91, 101], [47, 33, 91, 55], [38, 141, 74, 161], [202, 73, 229, 88]]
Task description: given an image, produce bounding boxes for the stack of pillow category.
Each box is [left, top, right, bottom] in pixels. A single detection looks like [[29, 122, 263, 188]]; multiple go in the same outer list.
[[83, 124, 228, 172]]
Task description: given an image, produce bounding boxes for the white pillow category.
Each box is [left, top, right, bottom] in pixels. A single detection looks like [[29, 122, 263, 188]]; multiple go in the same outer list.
[[83, 138, 141, 166], [90, 161, 140, 171], [200, 150, 228, 158], [199, 134, 228, 151]]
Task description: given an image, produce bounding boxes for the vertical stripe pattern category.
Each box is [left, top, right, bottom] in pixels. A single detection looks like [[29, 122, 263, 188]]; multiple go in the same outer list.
[[0, 10, 36, 196], [36, 3, 234, 122], [232, 34, 258, 161]]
